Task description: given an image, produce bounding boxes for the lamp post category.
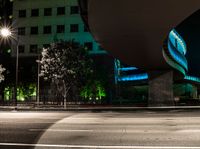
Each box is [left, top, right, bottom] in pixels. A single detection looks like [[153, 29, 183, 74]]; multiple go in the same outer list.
[[0, 27, 18, 110], [15, 37, 19, 110], [36, 54, 40, 106]]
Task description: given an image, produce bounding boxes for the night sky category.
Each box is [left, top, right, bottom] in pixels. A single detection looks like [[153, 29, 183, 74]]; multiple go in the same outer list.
[[176, 10, 200, 77]]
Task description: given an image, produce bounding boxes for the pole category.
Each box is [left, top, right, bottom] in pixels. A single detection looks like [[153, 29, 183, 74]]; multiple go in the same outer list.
[[37, 54, 40, 106], [14, 37, 19, 110]]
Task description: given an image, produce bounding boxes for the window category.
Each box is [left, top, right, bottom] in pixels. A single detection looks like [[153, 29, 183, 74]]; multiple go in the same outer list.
[[30, 44, 38, 53], [18, 45, 25, 53], [19, 10, 26, 17], [84, 42, 93, 50], [31, 9, 39, 17], [43, 26, 51, 34], [44, 8, 52, 16], [70, 24, 79, 32], [57, 25, 65, 33], [18, 27, 25, 35], [57, 7, 65, 15], [37, 48, 42, 54], [30, 26, 38, 35], [70, 6, 79, 14], [43, 44, 50, 49]]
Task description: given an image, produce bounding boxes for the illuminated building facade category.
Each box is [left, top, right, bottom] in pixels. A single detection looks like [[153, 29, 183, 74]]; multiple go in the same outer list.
[[4, 0, 113, 103], [115, 29, 200, 84], [1, 0, 200, 104], [12, 0, 106, 57]]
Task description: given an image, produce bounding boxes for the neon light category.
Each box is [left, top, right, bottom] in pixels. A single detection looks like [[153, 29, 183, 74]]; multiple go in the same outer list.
[[169, 29, 187, 55], [168, 29, 188, 71], [162, 29, 188, 76], [118, 73, 200, 84], [114, 29, 200, 84], [184, 76, 200, 83], [118, 67, 138, 71], [118, 73, 148, 82], [162, 48, 186, 76], [168, 40, 188, 71]]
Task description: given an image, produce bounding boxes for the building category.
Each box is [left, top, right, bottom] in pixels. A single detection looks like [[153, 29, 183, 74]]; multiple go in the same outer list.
[[0, 0, 13, 102], [1, 0, 199, 105], [0, 0, 13, 53], [113, 29, 200, 102], [79, 0, 200, 106], [12, 0, 106, 57], [2, 0, 114, 103], [0, 0, 13, 25]]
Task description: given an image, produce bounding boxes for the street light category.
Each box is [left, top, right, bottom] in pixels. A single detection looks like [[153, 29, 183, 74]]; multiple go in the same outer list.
[[0, 28, 12, 38], [0, 27, 18, 110]]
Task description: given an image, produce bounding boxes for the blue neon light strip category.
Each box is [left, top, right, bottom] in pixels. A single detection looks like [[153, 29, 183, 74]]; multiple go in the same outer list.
[[168, 40, 188, 71], [118, 73, 148, 82], [162, 48, 186, 76], [118, 73, 200, 84], [169, 29, 187, 55], [184, 76, 200, 83], [118, 67, 138, 71], [115, 29, 200, 83]]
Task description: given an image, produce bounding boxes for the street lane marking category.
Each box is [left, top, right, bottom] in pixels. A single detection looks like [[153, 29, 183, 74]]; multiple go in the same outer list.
[[29, 129, 93, 132], [0, 143, 200, 148], [29, 128, 200, 133], [178, 130, 200, 133], [0, 121, 56, 124]]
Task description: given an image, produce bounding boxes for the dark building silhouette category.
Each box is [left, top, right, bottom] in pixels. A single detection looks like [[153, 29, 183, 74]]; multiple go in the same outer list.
[[79, 0, 200, 106]]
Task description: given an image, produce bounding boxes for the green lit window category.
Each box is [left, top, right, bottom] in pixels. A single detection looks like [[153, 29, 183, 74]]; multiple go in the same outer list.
[[31, 9, 39, 17], [18, 45, 25, 53], [57, 25, 65, 33], [19, 10, 26, 17], [70, 24, 79, 32], [44, 8, 52, 16], [57, 7, 65, 15], [30, 26, 38, 35], [18, 27, 25, 35], [43, 26, 51, 34], [70, 6, 79, 14]]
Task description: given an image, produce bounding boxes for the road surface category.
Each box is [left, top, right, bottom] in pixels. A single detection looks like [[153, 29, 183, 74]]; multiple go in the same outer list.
[[1, 110, 200, 149]]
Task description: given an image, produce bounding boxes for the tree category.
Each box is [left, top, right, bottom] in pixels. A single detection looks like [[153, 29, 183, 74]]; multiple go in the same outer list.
[[39, 40, 93, 107], [0, 64, 5, 83], [80, 80, 106, 103]]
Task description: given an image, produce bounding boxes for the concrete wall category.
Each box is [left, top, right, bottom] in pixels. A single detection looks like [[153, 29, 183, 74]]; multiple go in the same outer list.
[[148, 71, 174, 107]]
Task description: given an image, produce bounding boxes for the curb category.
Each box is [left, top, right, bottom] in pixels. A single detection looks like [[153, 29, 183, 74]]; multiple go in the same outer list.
[[1, 106, 200, 112]]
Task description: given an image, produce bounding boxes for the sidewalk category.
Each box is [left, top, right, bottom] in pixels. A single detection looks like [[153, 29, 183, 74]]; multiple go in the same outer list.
[[1, 105, 200, 111]]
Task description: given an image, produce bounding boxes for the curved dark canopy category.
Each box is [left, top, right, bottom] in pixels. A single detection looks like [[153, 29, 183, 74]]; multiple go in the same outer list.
[[79, 0, 200, 72], [176, 10, 200, 77]]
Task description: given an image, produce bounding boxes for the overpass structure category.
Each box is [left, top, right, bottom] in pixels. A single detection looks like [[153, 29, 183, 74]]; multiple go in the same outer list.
[[79, 0, 200, 106]]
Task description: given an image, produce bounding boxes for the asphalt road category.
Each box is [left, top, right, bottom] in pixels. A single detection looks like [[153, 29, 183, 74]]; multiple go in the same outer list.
[[1, 110, 200, 149]]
